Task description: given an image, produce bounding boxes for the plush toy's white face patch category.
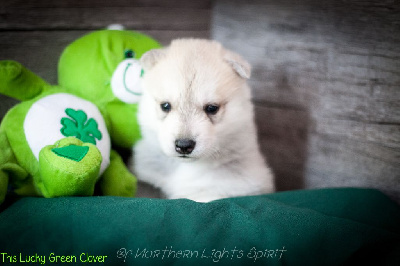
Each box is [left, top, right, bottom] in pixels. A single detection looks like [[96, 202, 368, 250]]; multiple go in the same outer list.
[[24, 93, 111, 174], [111, 57, 143, 104]]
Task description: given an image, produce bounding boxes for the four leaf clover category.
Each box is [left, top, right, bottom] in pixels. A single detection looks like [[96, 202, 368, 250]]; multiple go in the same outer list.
[[60, 108, 102, 145]]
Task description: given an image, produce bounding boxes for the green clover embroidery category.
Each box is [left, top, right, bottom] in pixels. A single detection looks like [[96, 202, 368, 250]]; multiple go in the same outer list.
[[60, 108, 102, 145]]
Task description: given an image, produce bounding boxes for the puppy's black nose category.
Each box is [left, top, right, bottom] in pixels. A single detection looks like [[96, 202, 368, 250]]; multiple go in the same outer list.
[[175, 139, 196, 155]]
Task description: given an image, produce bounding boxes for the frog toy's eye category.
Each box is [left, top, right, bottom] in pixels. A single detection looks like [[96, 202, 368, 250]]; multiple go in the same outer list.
[[124, 49, 135, 59]]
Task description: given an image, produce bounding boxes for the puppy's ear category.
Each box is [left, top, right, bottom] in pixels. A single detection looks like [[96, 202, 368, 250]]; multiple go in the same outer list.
[[224, 51, 251, 79], [140, 48, 167, 71]]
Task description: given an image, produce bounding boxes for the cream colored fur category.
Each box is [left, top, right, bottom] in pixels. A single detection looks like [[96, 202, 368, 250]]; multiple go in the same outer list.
[[130, 39, 274, 202]]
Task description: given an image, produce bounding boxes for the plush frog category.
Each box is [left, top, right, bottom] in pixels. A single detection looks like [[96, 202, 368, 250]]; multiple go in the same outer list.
[[0, 29, 161, 204]]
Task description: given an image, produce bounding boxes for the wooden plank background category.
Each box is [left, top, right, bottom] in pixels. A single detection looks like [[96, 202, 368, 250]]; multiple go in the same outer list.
[[212, 0, 400, 202], [1, 0, 399, 202]]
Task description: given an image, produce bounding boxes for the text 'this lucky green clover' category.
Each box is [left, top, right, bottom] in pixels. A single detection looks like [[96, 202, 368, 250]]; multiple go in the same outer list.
[[60, 108, 102, 145]]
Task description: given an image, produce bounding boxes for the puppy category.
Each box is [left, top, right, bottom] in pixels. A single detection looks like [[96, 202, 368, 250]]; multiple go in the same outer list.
[[130, 39, 274, 202]]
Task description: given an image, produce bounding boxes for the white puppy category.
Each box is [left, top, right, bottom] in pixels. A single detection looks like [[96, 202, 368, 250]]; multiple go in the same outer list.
[[130, 39, 274, 202]]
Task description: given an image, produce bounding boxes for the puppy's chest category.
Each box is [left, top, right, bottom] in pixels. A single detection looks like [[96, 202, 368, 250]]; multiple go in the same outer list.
[[163, 161, 245, 200], [169, 163, 205, 179], [167, 162, 219, 184], [162, 163, 215, 195]]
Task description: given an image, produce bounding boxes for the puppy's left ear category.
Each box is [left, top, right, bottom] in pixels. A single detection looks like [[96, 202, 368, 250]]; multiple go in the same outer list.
[[224, 51, 251, 79], [140, 48, 167, 71]]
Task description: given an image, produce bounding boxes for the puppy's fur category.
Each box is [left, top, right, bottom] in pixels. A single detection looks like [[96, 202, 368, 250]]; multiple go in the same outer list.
[[130, 39, 274, 202]]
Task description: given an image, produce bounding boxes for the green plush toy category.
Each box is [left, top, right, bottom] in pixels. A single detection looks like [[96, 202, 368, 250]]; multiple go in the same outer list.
[[0, 29, 161, 204], [59, 29, 162, 148]]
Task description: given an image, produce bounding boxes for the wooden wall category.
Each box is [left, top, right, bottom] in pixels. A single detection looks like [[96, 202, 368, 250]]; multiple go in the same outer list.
[[212, 0, 400, 202], [0, 0, 211, 118]]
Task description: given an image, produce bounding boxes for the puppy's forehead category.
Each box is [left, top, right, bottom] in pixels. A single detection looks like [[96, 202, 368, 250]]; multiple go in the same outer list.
[[148, 40, 243, 103]]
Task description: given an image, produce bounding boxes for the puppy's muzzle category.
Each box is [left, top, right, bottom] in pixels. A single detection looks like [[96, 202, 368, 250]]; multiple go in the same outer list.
[[175, 139, 196, 155]]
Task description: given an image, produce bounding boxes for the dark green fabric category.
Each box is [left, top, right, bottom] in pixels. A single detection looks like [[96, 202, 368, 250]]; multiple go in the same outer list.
[[0, 188, 399, 265]]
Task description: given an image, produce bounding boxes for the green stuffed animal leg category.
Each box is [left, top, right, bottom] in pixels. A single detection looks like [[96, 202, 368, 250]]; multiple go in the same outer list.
[[37, 137, 102, 198], [0, 171, 7, 204], [0, 131, 31, 204], [0, 60, 49, 101], [98, 150, 137, 197]]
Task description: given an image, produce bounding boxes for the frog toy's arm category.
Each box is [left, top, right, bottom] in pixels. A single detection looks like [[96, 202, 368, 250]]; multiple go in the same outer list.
[[0, 60, 50, 101], [98, 150, 137, 197], [0, 130, 14, 204], [0, 130, 32, 204]]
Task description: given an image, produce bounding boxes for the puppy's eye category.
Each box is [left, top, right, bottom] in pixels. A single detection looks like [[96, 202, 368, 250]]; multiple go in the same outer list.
[[204, 104, 219, 115], [160, 102, 172, 113]]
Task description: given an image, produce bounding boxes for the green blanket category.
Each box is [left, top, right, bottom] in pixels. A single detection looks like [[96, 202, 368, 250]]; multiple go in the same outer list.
[[0, 188, 399, 265]]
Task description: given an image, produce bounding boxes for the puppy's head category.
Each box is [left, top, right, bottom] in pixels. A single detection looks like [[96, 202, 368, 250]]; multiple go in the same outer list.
[[139, 39, 253, 161]]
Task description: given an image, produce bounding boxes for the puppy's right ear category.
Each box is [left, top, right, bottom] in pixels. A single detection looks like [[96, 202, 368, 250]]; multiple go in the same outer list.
[[224, 51, 251, 79], [140, 48, 167, 71]]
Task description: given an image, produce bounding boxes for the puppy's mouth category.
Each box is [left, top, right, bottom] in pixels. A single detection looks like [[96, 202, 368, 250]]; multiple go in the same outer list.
[[176, 154, 197, 161], [173, 154, 200, 163]]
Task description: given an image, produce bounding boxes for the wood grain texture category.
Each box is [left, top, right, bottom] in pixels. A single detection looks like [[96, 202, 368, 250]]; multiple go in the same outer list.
[[255, 105, 309, 191], [2, 0, 211, 9], [0, 7, 210, 30], [212, 0, 400, 202]]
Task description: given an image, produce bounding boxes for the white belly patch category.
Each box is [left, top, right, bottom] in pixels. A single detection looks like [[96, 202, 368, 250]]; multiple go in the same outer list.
[[24, 93, 111, 174]]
